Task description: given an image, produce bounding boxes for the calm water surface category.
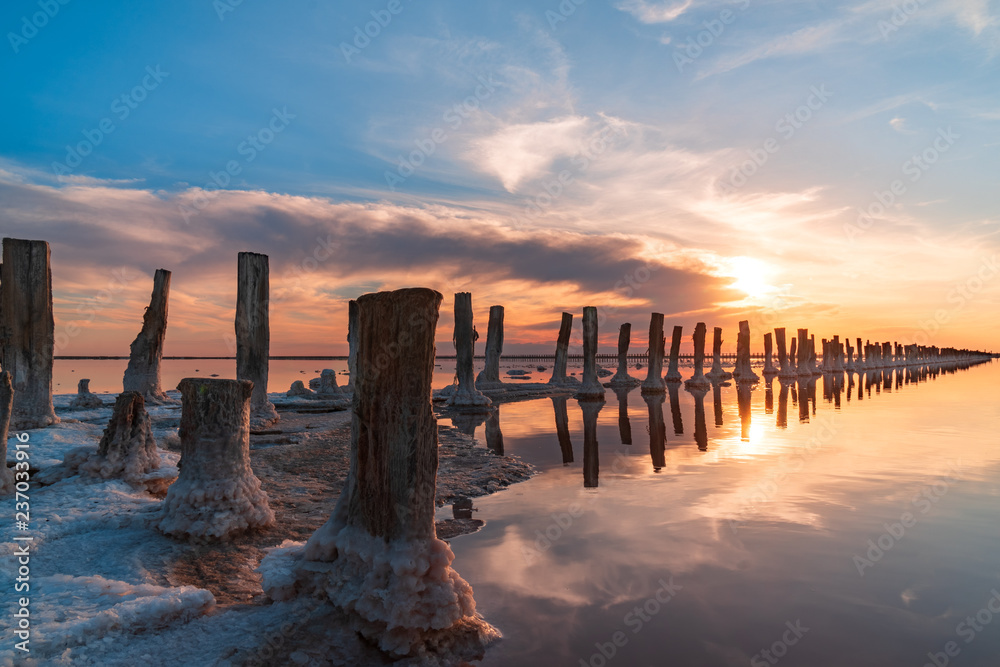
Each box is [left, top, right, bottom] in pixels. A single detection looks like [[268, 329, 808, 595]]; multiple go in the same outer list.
[[445, 361, 1000, 667]]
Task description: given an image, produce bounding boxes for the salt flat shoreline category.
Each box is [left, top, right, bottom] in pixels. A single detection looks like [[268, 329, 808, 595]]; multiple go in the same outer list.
[[0, 391, 533, 667]]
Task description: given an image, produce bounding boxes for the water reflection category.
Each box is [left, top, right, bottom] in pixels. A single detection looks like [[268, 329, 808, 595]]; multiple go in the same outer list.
[[643, 393, 666, 472], [485, 406, 503, 455], [667, 383, 684, 435], [580, 399, 602, 488], [764, 377, 774, 415], [552, 396, 574, 464], [612, 386, 632, 446], [736, 382, 752, 442], [712, 381, 724, 427], [689, 386, 709, 451], [776, 379, 790, 429]]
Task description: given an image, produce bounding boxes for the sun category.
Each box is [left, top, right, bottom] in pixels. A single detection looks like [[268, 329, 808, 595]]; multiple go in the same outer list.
[[725, 256, 776, 300]]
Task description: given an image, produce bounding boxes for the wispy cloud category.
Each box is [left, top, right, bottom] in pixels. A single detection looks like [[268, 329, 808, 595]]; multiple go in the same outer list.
[[616, 0, 697, 24]]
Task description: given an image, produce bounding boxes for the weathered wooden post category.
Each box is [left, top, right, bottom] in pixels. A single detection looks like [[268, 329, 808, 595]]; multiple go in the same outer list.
[[157, 378, 274, 540], [448, 292, 491, 408], [79, 391, 161, 486], [236, 252, 278, 428], [685, 322, 711, 389], [476, 305, 505, 390], [609, 323, 640, 387], [733, 320, 759, 382], [261, 288, 498, 657], [548, 312, 576, 386], [347, 299, 359, 389], [0, 238, 59, 429], [69, 378, 103, 409], [665, 325, 683, 383], [706, 326, 732, 381], [796, 328, 810, 376], [776, 328, 794, 378], [763, 332, 777, 374], [576, 306, 606, 400], [641, 313, 666, 394], [122, 268, 172, 404], [832, 335, 845, 371], [788, 336, 798, 375], [0, 372, 14, 493]]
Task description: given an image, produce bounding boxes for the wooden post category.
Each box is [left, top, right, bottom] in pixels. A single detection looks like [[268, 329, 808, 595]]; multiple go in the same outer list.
[[685, 322, 710, 388], [123, 268, 172, 404], [347, 299, 359, 389], [0, 238, 59, 429], [549, 312, 575, 385], [706, 326, 732, 381], [476, 305, 504, 390], [448, 292, 491, 408], [609, 323, 639, 387], [157, 378, 273, 540], [0, 372, 14, 493], [264, 288, 497, 656], [577, 306, 606, 400], [69, 378, 103, 409], [236, 252, 278, 428], [763, 332, 777, 374], [665, 325, 683, 382], [81, 391, 160, 484], [733, 320, 759, 382], [641, 313, 666, 394]]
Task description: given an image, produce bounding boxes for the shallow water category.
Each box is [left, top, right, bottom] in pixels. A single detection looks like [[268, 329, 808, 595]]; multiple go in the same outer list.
[[444, 361, 1000, 667]]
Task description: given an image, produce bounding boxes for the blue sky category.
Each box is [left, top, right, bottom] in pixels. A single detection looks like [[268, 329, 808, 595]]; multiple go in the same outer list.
[[1, 0, 998, 355]]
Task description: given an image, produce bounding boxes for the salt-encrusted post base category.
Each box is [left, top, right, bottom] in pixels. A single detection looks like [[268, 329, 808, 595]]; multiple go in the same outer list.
[[685, 322, 711, 389], [0, 372, 15, 494], [476, 305, 505, 391], [69, 378, 103, 409], [665, 325, 683, 383], [448, 292, 492, 409], [641, 313, 666, 394], [79, 391, 161, 487], [157, 378, 273, 541], [609, 323, 640, 387], [123, 268, 173, 404], [260, 288, 498, 659], [1, 238, 59, 430], [236, 252, 279, 429], [576, 307, 606, 400]]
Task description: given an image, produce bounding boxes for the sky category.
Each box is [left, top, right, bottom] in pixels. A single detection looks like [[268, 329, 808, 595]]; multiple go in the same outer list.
[[1, 0, 998, 356]]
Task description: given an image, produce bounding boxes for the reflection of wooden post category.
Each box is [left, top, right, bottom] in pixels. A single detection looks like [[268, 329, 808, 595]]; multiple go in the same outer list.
[[1, 238, 59, 429], [123, 268, 172, 404], [476, 305, 504, 389], [737, 382, 752, 441], [764, 377, 774, 414], [668, 383, 684, 435], [552, 396, 574, 463], [612, 386, 632, 445], [691, 387, 708, 451], [713, 382, 723, 426], [0, 372, 14, 493], [576, 307, 606, 400], [643, 394, 666, 472], [641, 313, 666, 394], [581, 400, 601, 488], [776, 379, 789, 429], [797, 379, 810, 422], [158, 378, 273, 540], [685, 322, 710, 389], [549, 312, 575, 385], [485, 406, 503, 455], [236, 252, 278, 428], [665, 325, 683, 382], [448, 292, 491, 408]]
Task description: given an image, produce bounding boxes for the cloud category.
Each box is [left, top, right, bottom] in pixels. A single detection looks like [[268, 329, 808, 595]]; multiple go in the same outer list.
[[616, 0, 697, 24]]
